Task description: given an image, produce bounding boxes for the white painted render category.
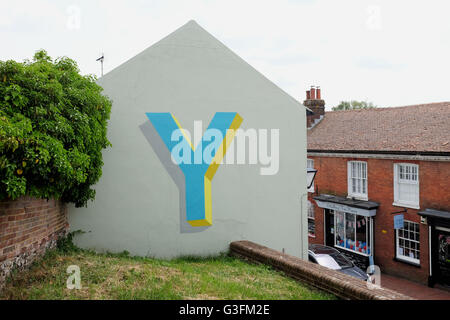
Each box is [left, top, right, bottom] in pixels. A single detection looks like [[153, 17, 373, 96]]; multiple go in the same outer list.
[[68, 20, 308, 259]]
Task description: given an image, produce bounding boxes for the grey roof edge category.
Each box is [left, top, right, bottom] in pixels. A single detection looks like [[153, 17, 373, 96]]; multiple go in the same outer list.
[[98, 20, 307, 112], [98, 20, 199, 82], [313, 194, 380, 210], [204, 27, 306, 110], [418, 208, 450, 220]]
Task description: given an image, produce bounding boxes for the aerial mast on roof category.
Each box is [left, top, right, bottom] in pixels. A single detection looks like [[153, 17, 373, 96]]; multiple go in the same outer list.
[[96, 53, 104, 77]]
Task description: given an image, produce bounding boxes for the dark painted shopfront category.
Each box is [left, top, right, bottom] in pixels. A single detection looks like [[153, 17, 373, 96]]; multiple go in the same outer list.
[[419, 209, 450, 287]]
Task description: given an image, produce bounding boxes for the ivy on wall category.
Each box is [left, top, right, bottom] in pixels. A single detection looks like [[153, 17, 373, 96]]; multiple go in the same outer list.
[[0, 50, 112, 207]]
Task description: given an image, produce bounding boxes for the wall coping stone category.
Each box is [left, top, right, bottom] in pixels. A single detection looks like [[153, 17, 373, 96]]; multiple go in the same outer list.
[[229, 240, 414, 300]]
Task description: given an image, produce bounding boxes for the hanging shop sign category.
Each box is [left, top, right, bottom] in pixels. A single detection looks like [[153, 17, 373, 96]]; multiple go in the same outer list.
[[394, 214, 405, 230]]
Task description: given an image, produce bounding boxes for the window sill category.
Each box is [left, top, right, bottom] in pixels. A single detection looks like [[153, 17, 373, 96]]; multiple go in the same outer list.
[[308, 234, 316, 238], [392, 202, 420, 210], [394, 257, 421, 268]]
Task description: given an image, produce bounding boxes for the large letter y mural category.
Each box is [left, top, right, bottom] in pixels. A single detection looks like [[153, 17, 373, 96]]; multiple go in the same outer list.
[[144, 112, 242, 227]]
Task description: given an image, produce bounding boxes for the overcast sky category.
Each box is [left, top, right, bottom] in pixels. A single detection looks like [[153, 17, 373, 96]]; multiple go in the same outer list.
[[1, 0, 449, 109]]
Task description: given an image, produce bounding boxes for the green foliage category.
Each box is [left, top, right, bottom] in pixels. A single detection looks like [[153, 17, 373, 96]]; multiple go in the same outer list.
[[56, 230, 85, 254], [332, 100, 377, 111], [0, 50, 111, 207]]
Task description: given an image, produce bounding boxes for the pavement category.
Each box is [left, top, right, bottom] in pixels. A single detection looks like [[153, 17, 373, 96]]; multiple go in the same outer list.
[[381, 273, 450, 300]]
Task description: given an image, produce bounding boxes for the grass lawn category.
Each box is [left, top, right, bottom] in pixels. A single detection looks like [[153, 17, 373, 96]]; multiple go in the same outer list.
[[0, 244, 335, 300]]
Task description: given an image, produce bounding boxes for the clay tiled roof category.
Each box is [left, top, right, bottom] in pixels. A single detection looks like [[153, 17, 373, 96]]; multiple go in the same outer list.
[[307, 102, 450, 154]]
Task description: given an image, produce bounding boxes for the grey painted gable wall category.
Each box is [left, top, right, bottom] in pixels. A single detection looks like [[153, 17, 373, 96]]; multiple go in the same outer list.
[[68, 20, 308, 259]]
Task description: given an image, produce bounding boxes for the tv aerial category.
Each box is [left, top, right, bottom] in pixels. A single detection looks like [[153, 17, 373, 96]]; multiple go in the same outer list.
[[96, 53, 104, 77]]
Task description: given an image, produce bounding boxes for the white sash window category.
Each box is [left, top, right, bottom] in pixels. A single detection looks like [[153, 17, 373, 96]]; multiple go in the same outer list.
[[393, 163, 419, 209], [347, 161, 368, 200]]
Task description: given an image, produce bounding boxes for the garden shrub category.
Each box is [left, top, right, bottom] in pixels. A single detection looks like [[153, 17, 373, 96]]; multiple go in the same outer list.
[[0, 50, 112, 207]]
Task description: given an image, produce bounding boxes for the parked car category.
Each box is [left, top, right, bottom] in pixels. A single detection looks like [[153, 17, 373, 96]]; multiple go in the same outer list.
[[308, 244, 369, 281]]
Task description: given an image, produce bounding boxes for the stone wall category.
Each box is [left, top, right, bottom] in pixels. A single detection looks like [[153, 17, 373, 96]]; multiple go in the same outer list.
[[230, 240, 413, 300], [0, 197, 68, 288]]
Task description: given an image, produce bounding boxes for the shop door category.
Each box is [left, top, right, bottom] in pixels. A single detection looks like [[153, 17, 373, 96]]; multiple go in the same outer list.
[[436, 228, 450, 286], [325, 209, 335, 247]]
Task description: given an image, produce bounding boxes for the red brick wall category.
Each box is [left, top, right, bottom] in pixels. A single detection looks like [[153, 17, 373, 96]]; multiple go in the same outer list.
[[307, 155, 450, 285], [0, 197, 68, 287]]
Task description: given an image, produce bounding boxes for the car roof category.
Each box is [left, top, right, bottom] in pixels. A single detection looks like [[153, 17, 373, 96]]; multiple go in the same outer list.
[[308, 244, 340, 255]]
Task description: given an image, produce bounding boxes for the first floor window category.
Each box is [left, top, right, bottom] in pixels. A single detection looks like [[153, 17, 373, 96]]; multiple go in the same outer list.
[[394, 163, 419, 208], [335, 210, 370, 255], [348, 161, 368, 199], [396, 220, 420, 264], [307, 200, 315, 237]]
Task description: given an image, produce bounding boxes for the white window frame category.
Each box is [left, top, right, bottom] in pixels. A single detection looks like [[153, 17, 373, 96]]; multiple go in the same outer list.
[[347, 161, 368, 200], [396, 220, 420, 265], [393, 163, 420, 209], [307, 200, 315, 237], [307, 159, 315, 193]]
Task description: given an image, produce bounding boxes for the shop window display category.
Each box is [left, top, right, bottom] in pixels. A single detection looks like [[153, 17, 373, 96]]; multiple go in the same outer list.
[[335, 210, 370, 255]]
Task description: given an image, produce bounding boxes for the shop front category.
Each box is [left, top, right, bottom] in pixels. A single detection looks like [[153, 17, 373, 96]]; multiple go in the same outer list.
[[314, 194, 379, 270], [419, 209, 450, 288]]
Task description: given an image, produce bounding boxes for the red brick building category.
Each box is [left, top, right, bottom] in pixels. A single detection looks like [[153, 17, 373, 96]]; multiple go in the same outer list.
[[305, 89, 450, 287]]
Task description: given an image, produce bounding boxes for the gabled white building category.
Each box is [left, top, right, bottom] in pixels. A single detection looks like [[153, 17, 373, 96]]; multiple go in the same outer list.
[[69, 20, 309, 259]]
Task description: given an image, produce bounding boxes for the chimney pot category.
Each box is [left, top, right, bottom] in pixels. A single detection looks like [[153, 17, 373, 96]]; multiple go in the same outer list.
[[310, 87, 316, 100], [304, 85, 325, 129]]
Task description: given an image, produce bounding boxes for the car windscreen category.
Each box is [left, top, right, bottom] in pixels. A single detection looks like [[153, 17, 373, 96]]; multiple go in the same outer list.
[[314, 255, 342, 270], [330, 253, 353, 269]]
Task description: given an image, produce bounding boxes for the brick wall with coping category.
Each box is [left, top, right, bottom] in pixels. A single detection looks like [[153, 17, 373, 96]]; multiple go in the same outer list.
[[230, 240, 413, 300], [0, 196, 68, 288]]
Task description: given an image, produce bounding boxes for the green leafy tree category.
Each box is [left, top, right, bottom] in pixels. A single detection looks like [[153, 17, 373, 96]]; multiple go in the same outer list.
[[0, 50, 112, 207], [332, 100, 377, 111]]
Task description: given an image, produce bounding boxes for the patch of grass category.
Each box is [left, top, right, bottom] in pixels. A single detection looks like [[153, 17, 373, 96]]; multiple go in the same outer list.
[[0, 237, 335, 300]]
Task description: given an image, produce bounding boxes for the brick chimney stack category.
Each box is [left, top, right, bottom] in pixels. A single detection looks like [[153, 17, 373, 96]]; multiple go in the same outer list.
[[305, 85, 325, 129]]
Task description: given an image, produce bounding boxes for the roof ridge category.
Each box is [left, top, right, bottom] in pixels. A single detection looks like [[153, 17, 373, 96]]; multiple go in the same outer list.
[[326, 101, 450, 113]]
